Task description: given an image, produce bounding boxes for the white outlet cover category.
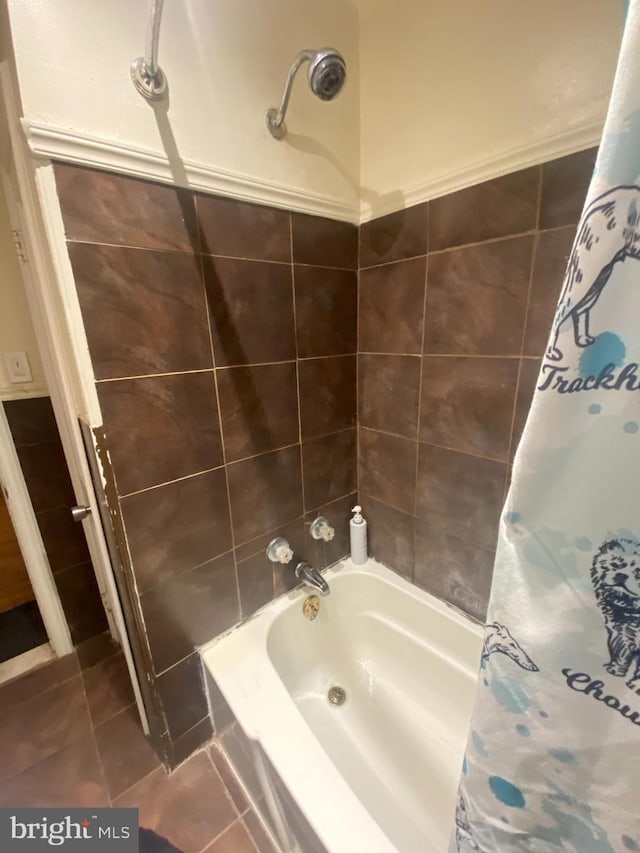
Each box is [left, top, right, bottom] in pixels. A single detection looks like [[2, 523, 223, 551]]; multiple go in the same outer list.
[[3, 351, 32, 383]]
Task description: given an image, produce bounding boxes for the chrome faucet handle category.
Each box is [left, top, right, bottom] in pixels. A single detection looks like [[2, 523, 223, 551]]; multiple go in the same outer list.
[[310, 516, 335, 542], [266, 536, 294, 564]]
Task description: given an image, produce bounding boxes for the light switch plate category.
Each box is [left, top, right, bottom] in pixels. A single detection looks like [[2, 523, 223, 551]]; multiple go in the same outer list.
[[3, 351, 32, 383]]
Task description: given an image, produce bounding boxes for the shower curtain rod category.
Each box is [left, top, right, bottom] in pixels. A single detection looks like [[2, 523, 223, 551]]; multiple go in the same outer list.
[[131, 0, 167, 101]]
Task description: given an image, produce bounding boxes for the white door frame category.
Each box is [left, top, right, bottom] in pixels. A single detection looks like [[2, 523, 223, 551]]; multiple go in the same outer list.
[[0, 59, 149, 732]]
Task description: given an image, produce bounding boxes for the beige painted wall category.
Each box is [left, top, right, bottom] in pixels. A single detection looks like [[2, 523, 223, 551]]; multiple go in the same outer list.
[[359, 0, 623, 216], [0, 181, 46, 397], [6, 0, 360, 211]]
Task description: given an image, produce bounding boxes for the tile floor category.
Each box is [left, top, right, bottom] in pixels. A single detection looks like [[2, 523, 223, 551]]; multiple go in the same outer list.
[[0, 633, 275, 853]]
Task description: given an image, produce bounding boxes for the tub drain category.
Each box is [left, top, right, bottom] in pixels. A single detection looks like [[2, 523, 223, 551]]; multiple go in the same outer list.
[[328, 686, 346, 706]]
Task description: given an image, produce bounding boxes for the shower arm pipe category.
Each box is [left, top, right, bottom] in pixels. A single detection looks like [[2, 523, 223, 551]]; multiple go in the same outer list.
[[131, 0, 167, 101], [145, 0, 164, 79], [268, 50, 315, 135]]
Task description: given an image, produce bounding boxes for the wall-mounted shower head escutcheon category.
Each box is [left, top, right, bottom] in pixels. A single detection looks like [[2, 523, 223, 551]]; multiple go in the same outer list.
[[310, 516, 335, 542], [266, 537, 294, 564]]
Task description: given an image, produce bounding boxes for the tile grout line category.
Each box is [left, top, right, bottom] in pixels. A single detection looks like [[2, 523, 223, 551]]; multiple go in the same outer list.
[[77, 669, 114, 807], [359, 489, 499, 553], [119, 464, 226, 499], [119, 431, 349, 501], [195, 198, 243, 620], [358, 225, 564, 272], [359, 351, 533, 359], [203, 748, 245, 821], [412, 240, 431, 580], [65, 236, 356, 272], [290, 213, 307, 526], [203, 749, 262, 853], [358, 424, 511, 466], [505, 167, 544, 473], [96, 368, 216, 384], [356, 225, 362, 506], [95, 354, 372, 385]]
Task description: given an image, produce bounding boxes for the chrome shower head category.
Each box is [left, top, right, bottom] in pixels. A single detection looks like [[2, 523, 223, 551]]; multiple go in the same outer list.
[[307, 49, 347, 101], [266, 48, 347, 139]]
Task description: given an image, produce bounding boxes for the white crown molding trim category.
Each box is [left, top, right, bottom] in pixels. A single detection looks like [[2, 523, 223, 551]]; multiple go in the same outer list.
[[23, 117, 604, 226], [360, 119, 604, 223], [22, 120, 360, 224]]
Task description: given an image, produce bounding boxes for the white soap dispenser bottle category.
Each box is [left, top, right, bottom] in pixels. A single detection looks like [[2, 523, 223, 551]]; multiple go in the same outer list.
[[350, 505, 368, 565]]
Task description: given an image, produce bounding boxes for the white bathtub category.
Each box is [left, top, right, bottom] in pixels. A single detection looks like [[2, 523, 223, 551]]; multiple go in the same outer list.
[[202, 558, 483, 853]]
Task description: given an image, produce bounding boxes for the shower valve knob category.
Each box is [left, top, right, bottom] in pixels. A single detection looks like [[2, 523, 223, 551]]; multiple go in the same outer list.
[[266, 537, 294, 564], [310, 516, 335, 542]]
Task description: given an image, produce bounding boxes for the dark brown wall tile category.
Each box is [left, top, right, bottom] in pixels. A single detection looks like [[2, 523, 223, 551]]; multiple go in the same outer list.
[[419, 357, 519, 460], [414, 520, 493, 621], [359, 258, 426, 354], [539, 148, 596, 230], [294, 267, 357, 358], [98, 372, 223, 494], [217, 363, 299, 461], [227, 445, 303, 544], [429, 167, 539, 251], [424, 236, 533, 355], [54, 562, 108, 643], [172, 717, 213, 765], [203, 257, 295, 366], [69, 243, 211, 380], [234, 516, 306, 566], [358, 354, 421, 439], [359, 495, 414, 580], [141, 553, 239, 673], [305, 492, 357, 569], [299, 356, 356, 440], [292, 213, 357, 269], [511, 359, 541, 457], [302, 430, 357, 511], [359, 203, 429, 267], [416, 444, 506, 549], [236, 552, 275, 618], [156, 653, 208, 741], [197, 194, 290, 262], [16, 442, 75, 512], [121, 468, 232, 593], [5, 397, 58, 446], [523, 227, 574, 356], [54, 163, 197, 251], [36, 505, 91, 573], [358, 428, 416, 515]]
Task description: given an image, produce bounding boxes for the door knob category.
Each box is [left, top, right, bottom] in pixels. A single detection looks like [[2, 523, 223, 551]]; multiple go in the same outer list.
[[71, 505, 92, 522]]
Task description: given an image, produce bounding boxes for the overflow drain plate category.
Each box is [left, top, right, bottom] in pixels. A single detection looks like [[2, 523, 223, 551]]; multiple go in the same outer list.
[[328, 685, 346, 706]]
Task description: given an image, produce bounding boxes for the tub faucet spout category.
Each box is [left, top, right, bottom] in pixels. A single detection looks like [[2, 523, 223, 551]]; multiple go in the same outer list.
[[295, 561, 330, 596]]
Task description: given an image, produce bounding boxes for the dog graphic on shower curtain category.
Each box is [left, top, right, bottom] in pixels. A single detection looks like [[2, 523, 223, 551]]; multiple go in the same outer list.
[[591, 537, 640, 692], [481, 623, 539, 671], [546, 185, 640, 362]]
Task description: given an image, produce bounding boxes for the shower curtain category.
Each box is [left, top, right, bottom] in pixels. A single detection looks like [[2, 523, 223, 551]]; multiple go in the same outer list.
[[452, 4, 640, 851]]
